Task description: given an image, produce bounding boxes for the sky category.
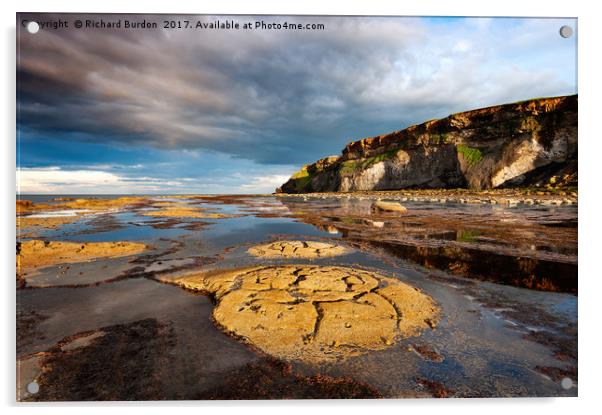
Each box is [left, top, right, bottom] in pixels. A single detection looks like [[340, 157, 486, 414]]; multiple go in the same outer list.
[[16, 14, 577, 194]]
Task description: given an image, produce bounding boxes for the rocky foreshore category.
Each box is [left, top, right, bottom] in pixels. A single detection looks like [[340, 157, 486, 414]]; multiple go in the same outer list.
[[275, 188, 577, 206], [16, 193, 578, 399]]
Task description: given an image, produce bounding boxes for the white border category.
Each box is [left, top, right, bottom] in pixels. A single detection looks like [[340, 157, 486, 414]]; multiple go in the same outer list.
[[3, 1, 601, 414]]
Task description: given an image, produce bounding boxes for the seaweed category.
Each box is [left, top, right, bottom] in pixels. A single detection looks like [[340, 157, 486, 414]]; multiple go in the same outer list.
[[457, 145, 483, 168], [339, 150, 398, 176]]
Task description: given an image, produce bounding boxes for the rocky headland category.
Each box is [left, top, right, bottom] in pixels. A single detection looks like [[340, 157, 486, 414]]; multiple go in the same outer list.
[[277, 95, 577, 193]]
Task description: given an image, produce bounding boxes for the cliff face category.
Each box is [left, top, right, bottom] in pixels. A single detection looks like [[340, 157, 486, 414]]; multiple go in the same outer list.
[[277, 95, 577, 193]]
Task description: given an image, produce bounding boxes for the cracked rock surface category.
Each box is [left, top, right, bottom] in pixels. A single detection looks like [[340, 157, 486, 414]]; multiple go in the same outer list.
[[160, 265, 439, 362], [247, 240, 348, 259]]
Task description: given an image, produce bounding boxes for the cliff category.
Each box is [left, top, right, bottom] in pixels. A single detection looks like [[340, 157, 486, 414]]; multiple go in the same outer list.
[[277, 95, 577, 193]]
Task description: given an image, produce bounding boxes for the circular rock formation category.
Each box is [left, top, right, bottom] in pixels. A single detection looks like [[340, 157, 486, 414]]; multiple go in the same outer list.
[[160, 265, 439, 362], [248, 240, 348, 259]]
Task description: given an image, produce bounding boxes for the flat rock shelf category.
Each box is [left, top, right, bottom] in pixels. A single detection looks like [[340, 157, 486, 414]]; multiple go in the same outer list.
[[159, 265, 439, 362]]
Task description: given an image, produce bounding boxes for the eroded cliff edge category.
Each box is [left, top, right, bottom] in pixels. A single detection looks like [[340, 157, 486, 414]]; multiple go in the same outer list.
[[277, 95, 577, 193]]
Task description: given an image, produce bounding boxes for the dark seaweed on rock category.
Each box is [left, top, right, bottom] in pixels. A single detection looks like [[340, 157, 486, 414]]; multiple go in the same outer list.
[[196, 356, 383, 399], [24, 318, 382, 401], [26, 319, 174, 401]]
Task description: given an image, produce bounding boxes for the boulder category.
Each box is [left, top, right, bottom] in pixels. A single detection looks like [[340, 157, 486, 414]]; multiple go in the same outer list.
[[373, 200, 408, 213]]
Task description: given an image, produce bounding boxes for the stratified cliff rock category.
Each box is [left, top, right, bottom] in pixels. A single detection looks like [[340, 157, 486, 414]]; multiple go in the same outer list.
[[277, 95, 577, 193]]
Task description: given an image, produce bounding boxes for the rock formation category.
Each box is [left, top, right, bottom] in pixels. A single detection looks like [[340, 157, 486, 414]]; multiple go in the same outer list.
[[160, 265, 439, 362], [277, 95, 577, 193], [248, 240, 348, 259], [143, 201, 239, 219], [373, 200, 408, 213], [16, 240, 147, 273]]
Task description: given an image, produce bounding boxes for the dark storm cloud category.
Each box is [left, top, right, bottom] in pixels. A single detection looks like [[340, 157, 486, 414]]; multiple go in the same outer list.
[[17, 14, 576, 165]]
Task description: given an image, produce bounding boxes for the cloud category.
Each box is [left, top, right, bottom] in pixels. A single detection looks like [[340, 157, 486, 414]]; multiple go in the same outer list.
[[17, 166, 295, 195], [17, 167, 184, 194], [240, 174, 292, 193], [18, 15, 576, 165]]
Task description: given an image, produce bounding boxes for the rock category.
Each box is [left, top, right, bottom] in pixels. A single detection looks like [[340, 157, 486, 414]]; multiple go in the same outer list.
[[373, 200, 408, 213], [366, 220, 385, 228], [159, 265, 439, 362], [143, 202, 237, 219], [18, 215, 81, 230], [16, 240, 147, 273], [16, 200, 35, 215], [277, 95, 577, 193], [17, 197, 150, 217], [325, 225, 340, 234], [60, 331, 106, 352], [62, 196, 149, 211], [248, 240, 348, 259], [410, 343, 445, 363]]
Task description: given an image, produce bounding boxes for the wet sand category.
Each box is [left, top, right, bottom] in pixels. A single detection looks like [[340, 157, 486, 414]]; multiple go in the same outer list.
[[16, 192, 578, 400]]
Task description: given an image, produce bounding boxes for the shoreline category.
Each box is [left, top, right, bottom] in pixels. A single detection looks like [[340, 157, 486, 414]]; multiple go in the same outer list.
[[274, 188, 577, 206], [16, 186, 579, 207]]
